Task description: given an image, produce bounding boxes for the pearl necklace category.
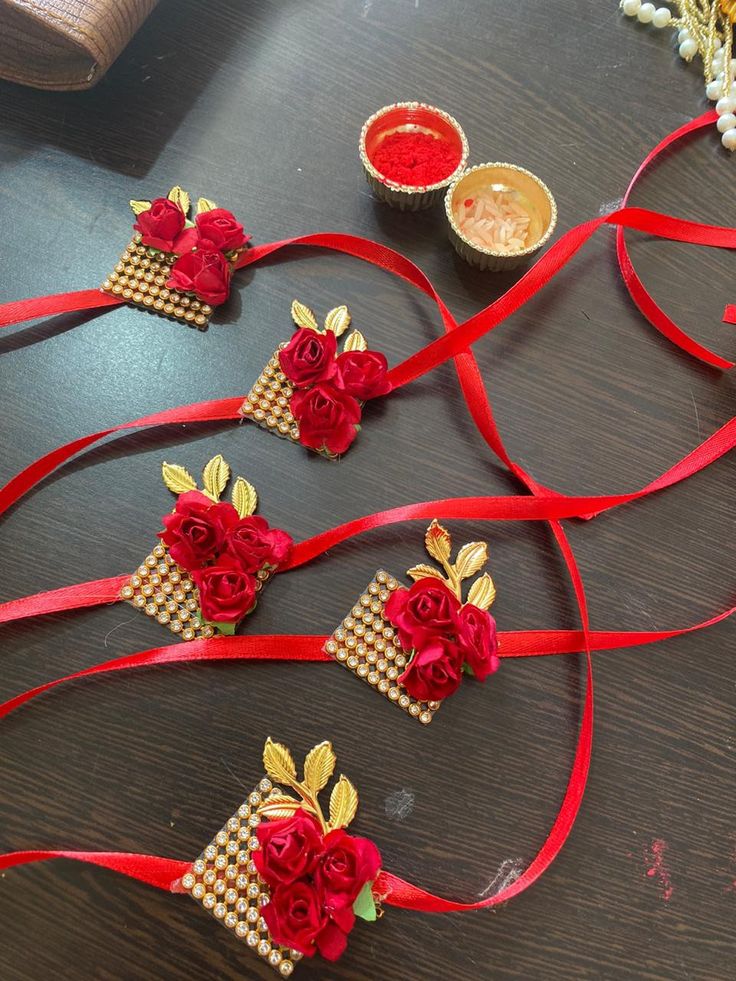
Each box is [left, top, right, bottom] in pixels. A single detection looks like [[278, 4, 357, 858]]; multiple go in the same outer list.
[[620, 0, 736, 149]]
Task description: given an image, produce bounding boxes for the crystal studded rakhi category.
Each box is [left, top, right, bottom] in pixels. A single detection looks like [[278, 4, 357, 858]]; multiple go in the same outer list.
[[101, 186, 250, 328], [241, 299, 391, 458], [119, 454, 293, 640], [0, 733, 582, 974]]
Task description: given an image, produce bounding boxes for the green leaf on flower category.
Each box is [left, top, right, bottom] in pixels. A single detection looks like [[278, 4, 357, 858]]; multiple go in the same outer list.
[[352, 881, 377, 922], [211, 620, 236, 635]]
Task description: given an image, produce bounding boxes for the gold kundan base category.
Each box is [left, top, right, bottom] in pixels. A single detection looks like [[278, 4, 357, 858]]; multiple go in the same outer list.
[[181, 775, 301, 976], [101, 234, 214, 328], [324, 570, 441, 724]]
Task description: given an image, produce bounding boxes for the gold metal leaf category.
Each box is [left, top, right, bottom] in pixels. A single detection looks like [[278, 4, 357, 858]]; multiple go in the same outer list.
[[330, 775, 358, 829], [232, 476, 258, 518], [467, 572, 496, 610], [161, 462, 197, 495], [202, 454, 230, 502], [455, 542, 488, 580], [425, 520, 452, 564], [291, 299, 319, 331], [406, 563, 445, 582], [343, 329, 368, 352], [196, 196, 217, 214], [303, 741, 336, 795], [324, 305, 351, 336], [167, 185, 190, 214], [258, 794, 302, 821], [129, 199, 151, 215], [329, 775, 358, 830], [263, 738, 297, 786]]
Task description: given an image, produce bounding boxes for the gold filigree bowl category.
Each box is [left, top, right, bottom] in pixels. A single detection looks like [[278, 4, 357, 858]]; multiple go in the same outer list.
[[445, 163, 557, 271], [359, 101, 469, 211]]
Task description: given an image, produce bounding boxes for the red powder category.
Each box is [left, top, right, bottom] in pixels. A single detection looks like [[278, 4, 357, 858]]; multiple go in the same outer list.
[[371, 131, 461, 187]]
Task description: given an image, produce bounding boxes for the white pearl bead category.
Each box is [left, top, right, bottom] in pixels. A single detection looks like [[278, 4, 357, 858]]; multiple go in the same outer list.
[[706, 79, 722, 100], [637, 2, 655, 22], [721, 128, 736, 151], [679, 38, 698, 61], [652, 6, 671, 27], [717, 112, 736, 133], [713, 38, 722, 50], [621, 0, 641, 13], [677, 28, 690, 43], [716, 95, 736, 115]]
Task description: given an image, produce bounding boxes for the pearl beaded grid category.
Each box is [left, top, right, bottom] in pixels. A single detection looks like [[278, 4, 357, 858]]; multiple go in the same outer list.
[[620, 1, 736, 149], [182, 777, 301, 975], [101, 234, 216, 328], [323, 571, 441, 725], [119, 542, 273, 641], [240, 344, 339, 459]]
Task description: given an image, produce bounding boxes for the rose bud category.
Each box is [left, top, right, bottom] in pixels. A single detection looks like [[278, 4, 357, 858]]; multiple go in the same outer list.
[[279, 328, 337, 388], [191, 560, 257, 624], [398, 636, 464, 702], [224, 515, 293, 574], [166, 250, 232, 305], [290, 383, 362, 456], [264, 880, 351, 961], [262, 879, 327, 958], [158, 491, 238, 571], [457, 604, 500, 680], [334, 350, 392, 401], [194, 208, 249, 252], [383, 578, 461, 651], [254, 811, 324, 886], [133, 197, 186, 252], [315, 830, 382, 931]]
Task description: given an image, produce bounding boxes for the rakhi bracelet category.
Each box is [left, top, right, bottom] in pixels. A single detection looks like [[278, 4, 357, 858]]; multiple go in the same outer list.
[[1, 450, 733, 722]]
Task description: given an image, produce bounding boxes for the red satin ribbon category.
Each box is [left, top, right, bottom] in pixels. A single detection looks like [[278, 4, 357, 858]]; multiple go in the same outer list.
[[1, 604, 732, 722]]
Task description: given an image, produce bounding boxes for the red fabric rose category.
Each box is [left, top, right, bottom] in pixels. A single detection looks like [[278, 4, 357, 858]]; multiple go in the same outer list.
[[254, 811, 324, 887], [384, 579, 461, 651], [290, 383, 361, 456], [158, 490, 238, 571], [335, 350, 392, 400], [457, 604, 500, 681], [133, 198, 186, 252], [315, 830, 382, 932], [279, 328, 337, 388], [264, 880, 348, 961], [224, 515, 293, 574], [166, 250, 231, 305], [399, 636, 464, 701], [191, 560, 257, 624], [194, 207, 249, 252]]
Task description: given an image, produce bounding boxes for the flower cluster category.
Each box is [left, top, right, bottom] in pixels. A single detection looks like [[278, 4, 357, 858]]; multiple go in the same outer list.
[[133, 193, 249, 306], [255, 810, 381, 961], [385, 578, 499, 701], [279, 326, 391, 456], [158, 490, 291, 628]]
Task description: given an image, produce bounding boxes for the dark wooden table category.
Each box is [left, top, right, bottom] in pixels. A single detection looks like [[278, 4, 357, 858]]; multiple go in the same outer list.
[[0, 1, 734, 978]]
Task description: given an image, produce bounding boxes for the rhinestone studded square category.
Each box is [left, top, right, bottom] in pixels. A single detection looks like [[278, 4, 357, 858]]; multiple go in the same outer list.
[[240, 345, 334, 458], [182, 777, 301, 976], [101, 234, 214, 328], [119, 541, 273, 641], [324, 570, 441, 724]]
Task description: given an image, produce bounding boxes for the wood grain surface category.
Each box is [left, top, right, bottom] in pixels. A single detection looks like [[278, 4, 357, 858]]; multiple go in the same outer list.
[[0, 2, 733, 979]]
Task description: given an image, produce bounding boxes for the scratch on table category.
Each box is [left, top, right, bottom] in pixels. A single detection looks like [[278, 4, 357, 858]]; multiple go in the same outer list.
[[688, 388, 701, 437], [384, 788, 415, 821], [645, 839, 673, 901], [478, 857, 523, 897]]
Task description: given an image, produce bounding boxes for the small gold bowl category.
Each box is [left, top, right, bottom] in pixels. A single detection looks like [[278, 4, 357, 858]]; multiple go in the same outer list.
[[359, 102, 469, 211], [445, 163, 557, 271]]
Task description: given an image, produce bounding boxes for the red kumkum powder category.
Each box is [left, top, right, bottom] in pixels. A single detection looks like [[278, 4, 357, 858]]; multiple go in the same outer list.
[[372, 130, 461, 187]]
